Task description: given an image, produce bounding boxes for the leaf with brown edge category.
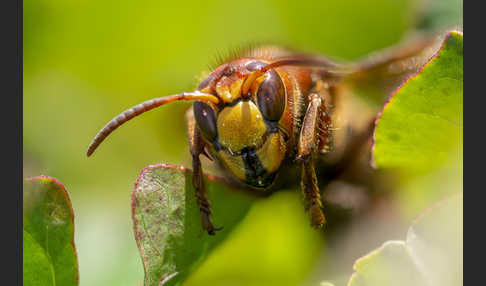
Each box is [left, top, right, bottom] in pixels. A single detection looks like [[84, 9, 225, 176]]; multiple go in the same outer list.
[[23, 176, 79, 286], [372, 31, 463, 174], [131, 164, 256, 286]]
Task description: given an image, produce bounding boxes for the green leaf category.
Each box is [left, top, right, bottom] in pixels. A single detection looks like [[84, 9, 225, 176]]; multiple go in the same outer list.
[[183, 190, 325, 286], [347, 194, 462, 286], [23, 176, 79, 286], [373, 31, 463, 173], [131, 164, 255, 286]]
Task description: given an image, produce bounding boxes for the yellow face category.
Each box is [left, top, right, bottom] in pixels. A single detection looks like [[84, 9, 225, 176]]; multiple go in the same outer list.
[[217, 101, 266, 152], [215, 101, 286, 188], [193, 63, 287, 189]]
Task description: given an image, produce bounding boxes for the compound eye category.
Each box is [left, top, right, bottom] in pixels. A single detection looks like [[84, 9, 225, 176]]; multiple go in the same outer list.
[[194, 101, 218, 142], [256, 70, 285, 121]]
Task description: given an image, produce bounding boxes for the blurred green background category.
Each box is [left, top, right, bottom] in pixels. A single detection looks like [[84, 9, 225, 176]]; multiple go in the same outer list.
[[23, 0, 462, 285]]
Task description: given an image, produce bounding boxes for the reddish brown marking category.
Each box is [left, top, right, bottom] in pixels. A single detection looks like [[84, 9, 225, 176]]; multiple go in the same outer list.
[[198, 63, 229, 91], [262, 56, 340, 73]]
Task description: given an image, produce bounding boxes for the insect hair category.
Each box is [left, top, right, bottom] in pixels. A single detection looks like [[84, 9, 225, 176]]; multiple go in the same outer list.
[[207, 40, 304, 70]]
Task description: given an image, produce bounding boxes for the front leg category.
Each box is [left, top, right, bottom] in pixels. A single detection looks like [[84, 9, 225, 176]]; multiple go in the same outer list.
[[186, 108, 221, 235], [297, 93, 327, 228]]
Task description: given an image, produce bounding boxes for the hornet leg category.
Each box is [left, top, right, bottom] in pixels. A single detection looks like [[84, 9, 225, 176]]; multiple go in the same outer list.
[[296, 93, 327, 228], [186, 108, 221, 235]]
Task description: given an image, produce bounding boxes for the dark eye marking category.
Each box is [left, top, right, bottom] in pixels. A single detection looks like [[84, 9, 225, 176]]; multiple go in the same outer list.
[[256, 69, 285, 122], [194, 101, 218, 142]]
